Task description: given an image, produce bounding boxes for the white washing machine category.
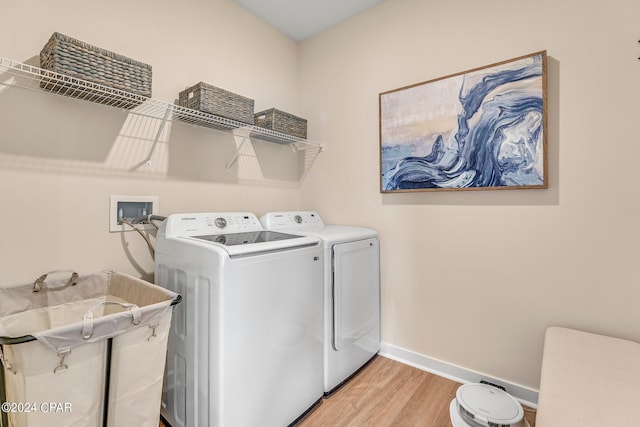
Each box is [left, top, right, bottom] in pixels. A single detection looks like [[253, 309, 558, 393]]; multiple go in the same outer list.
[[260, 211, 380, 395], [155, 212, 324, 427]]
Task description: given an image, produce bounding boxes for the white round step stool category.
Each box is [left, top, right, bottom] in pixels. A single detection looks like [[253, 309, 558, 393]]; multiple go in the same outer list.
[[449, 383, 530, 427]]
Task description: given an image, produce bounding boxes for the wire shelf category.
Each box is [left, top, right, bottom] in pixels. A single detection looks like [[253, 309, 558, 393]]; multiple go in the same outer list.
[[0, 57, 324, 150]]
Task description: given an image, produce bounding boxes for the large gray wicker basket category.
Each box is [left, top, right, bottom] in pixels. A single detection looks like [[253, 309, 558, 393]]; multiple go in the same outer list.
[[254, 108, 307, 139], [177, 82, 255, 125], [39, 32, 152, 101]]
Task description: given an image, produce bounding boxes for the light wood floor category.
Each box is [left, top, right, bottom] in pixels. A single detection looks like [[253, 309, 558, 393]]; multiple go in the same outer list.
[[298, 356, 536, 427], [160, 356, 537, 427]]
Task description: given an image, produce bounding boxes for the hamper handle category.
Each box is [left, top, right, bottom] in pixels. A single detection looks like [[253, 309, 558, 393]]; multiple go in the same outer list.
[[33, 270, 79, 293], [81, 301, 142, 340]]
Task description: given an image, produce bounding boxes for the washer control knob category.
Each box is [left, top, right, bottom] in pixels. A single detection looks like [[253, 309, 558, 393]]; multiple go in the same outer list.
[[294, 215, 303, 224], [215, 217, 227, 228]]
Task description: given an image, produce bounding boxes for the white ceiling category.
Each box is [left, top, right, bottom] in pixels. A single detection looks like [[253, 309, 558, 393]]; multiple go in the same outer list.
[[233, 0, 385, 41]]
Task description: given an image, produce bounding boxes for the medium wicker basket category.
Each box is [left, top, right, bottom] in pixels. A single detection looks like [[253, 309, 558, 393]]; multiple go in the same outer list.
[[254, 108, 307, 139], [176, 82, 255, 124], [39, 32, 153, 101]]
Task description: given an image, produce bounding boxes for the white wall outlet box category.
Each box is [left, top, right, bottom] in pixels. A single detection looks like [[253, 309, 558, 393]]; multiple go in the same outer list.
[[109, 195, 159, 232]]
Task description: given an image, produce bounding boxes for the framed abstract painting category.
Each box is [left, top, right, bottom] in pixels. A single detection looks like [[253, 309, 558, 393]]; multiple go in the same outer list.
[[379, 51, 547, 193]]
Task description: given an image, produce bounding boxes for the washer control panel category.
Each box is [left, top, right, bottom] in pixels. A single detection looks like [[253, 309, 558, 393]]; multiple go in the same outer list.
[[166, 212, 264, 236], [260, 211, 325, 229]]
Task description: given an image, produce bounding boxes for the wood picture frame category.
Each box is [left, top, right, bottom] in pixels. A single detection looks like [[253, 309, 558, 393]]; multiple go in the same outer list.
[[379, 51, 547, 193]]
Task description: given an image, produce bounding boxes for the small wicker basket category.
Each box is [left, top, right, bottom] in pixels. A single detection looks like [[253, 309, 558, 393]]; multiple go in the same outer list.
[[39, 32, 153, 101], [254, 108, 307, 139], [177, 82, 255, 124]]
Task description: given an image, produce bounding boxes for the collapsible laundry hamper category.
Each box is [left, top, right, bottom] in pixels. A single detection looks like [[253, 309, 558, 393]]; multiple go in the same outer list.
[[0, 270, 180, 427]]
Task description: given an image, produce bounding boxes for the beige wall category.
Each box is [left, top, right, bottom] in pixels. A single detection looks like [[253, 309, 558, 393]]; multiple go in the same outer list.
[[0, 0, 305, 284], [299, 0, 640, 389], [2, 0, 640, 395]]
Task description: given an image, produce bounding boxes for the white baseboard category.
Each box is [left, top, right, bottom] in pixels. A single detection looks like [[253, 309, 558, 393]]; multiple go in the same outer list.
[[379, 342, 539, 408]]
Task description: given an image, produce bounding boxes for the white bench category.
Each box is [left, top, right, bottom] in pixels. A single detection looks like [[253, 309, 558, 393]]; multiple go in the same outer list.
[[536, 327, 640, 426]]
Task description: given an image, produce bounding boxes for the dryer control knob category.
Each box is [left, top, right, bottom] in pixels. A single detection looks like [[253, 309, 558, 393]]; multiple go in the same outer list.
[[215, 217, 227, 228], [294, 215, 303, 224]]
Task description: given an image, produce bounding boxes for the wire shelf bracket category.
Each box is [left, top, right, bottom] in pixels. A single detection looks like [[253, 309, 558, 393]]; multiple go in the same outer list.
[[226, 127, 253, 172]]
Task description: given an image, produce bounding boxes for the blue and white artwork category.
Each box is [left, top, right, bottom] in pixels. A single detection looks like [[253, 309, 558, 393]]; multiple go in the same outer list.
[[380, 51, 547, 192]]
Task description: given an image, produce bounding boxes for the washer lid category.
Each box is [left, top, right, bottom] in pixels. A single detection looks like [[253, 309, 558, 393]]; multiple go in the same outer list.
[[188, 230, 318, 257], [456, 383, 524, 425], [162, 212, 320, 256], [194, 230, 303, 246]]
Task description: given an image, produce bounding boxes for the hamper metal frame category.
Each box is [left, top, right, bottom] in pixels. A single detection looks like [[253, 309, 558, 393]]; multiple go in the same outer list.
[[0, 272, 181, 427]]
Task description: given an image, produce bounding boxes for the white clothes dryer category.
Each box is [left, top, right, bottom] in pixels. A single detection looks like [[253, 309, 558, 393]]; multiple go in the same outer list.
[[260, 211, 380, 395], [155, 212, 323, 427]]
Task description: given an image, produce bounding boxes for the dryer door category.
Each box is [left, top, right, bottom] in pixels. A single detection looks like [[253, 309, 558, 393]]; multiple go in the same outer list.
[[333, 237, 380, 351]]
